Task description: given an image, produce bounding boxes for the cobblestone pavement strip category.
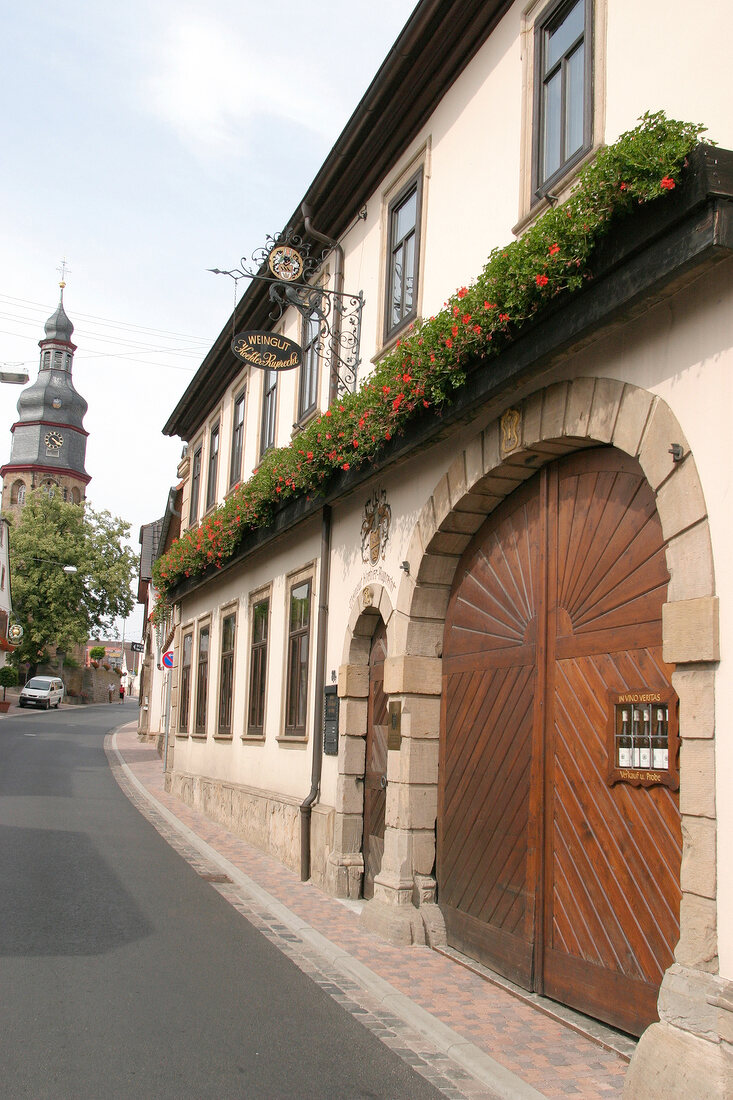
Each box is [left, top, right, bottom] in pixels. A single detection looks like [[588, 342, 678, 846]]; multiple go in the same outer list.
[[107, 724, 629, 1100]]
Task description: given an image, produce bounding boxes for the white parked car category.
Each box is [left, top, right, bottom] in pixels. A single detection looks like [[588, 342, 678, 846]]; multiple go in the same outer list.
[[19, 676, 65, 710]]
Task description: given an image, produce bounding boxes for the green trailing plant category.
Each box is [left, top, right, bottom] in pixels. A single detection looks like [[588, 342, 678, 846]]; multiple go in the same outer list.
[[152, 112, 707, 602]]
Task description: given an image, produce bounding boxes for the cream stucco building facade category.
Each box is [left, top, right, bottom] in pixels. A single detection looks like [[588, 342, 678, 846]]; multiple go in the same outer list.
[[145, 1, 733, 1093]]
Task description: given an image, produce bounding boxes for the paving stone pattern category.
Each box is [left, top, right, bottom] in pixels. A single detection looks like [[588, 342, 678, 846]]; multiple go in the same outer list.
[[107, 724, 629, 1100]]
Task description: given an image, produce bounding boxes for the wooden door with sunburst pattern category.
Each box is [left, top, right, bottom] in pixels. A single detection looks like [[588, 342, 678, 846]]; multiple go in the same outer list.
[[439, 448, 681, 1036]]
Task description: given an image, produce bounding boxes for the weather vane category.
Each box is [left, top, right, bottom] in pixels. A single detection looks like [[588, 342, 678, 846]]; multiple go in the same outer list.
[[56, 257, 71, 288]]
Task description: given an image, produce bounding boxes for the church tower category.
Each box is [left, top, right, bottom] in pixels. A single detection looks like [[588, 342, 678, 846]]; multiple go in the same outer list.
[[1, 281, 90, 518]]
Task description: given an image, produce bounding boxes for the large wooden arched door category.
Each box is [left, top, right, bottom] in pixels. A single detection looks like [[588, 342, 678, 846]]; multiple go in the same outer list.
[[363, 620, 388, 899], [439, 448, 681, 1036]]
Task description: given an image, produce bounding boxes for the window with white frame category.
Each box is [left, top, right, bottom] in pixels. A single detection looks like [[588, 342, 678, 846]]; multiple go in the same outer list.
[[217, 611, 236, 736], [247, 596, 269, 736], [533, 0, 592, 199], [178, 632, 193, 733], [384, 169, 423, 341], [284, 579, 311, 738], [298, 310, 320, 421], [206, 422, 220, 511], [194, 623, 210, 735], [260, 368, 277, 456], [188, 444, 202, 525], [229, 390, 246, 489]]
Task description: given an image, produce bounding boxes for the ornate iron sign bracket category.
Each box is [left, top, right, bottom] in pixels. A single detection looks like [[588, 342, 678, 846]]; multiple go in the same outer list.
[[210, 227, 364, 395]]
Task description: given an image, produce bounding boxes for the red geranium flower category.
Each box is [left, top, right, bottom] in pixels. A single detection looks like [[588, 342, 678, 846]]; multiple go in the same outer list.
[[660, 176, 675, 190], [457, 286, 468, 298], [535, 274, 549, 287], [548, 243, 560, 256]]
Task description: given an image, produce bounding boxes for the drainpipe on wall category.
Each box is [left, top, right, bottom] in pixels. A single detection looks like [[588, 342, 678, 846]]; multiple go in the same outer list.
[[300, 504, 332, 882], [301, 204, 343, 406]]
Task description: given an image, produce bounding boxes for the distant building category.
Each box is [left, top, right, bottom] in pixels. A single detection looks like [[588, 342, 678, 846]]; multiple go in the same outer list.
[[136, 485, 182, 746], [1, 281, 90, 517], [85, 640, 139, 674]]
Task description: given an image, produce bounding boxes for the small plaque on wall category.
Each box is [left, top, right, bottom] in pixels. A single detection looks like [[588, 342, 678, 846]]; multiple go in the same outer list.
[[387, 701, 402, 751], [323, 685, 339, 756]]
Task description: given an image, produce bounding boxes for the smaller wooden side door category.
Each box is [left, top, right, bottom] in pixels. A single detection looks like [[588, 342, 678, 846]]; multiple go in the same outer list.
[[363, 621, 388, 899]]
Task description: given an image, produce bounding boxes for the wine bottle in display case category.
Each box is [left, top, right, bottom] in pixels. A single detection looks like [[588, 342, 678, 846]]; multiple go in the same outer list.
[[638, 708, 652, 768], [617, 709, 632, 767], [631, 708, 641, 767], [652, 706, 668, 769]]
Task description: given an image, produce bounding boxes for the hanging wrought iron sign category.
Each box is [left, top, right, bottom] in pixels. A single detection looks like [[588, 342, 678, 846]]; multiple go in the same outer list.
[[211, 223, 364, 395], [231, 330, 301, 372]]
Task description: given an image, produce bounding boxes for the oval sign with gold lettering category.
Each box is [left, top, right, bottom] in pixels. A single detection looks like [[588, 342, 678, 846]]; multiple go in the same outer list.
[[231, 330, 302, 371]]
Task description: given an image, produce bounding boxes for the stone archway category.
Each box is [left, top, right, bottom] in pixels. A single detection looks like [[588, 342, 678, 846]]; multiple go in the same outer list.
[[326, 583, 394, 901], [359, 377, 724, 1092]]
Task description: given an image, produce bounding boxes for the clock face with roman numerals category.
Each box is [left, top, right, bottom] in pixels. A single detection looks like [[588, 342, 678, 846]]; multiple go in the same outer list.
[[44, 430, 63, 450]]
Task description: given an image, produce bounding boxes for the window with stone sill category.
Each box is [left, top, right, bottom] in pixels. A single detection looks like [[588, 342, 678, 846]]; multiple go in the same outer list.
[[206, 422, 220, 512], [247, 597, 269, 736], [178, 632, 193, 734], [298, 310, 320, 422], [217, 611, 236, 736], [188, 444, 202, 526], [194, 623, 210, 736], [260, 368, 278, 457], [533, 0, 593, 202], [284, 579, 311, 738], [229, 390, 246, 489], [384, 169, 423, 342]]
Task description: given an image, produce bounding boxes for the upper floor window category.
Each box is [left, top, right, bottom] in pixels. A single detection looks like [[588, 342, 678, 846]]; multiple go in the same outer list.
[[229, 390, 246, 489], [206, 422, 220, 512], [284, 579, 311, 738], [534, 0, 592, 198], [260, 368, 277, 456], [298, 310, 320, 422], [189, 444, 202, 525], [385, 170, 423, 340]]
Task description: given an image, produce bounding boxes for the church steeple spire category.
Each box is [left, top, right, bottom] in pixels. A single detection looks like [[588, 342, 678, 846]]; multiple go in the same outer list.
[[1, 278, 90, 517], [42, 281, 75, 347]]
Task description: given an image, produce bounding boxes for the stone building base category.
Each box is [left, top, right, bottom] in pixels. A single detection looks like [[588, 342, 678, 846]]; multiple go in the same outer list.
[[168, 770, 335, 887], [624, 968, 733, 1098]]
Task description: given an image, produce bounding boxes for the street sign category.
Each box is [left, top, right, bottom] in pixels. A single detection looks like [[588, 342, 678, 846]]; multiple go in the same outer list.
[[130, 641, 144, 653], [162, 650, 174, 669]]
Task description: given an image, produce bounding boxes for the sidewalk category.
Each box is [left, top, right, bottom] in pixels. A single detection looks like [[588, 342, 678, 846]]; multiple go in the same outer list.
[[109, 722, 632, 1100]]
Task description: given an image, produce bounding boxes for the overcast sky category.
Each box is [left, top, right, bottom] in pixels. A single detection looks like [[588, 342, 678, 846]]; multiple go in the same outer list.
[[0, 0, 417, 640]]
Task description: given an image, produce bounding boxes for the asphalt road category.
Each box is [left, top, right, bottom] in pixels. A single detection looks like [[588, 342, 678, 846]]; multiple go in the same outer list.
[[0, 703, 443, 1099]]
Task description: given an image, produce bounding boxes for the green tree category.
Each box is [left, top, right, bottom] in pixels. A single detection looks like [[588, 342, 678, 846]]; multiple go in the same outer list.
[[8, 491, 137, 670], [89, 645, 106, 662], [0, 665, 18, 700]]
